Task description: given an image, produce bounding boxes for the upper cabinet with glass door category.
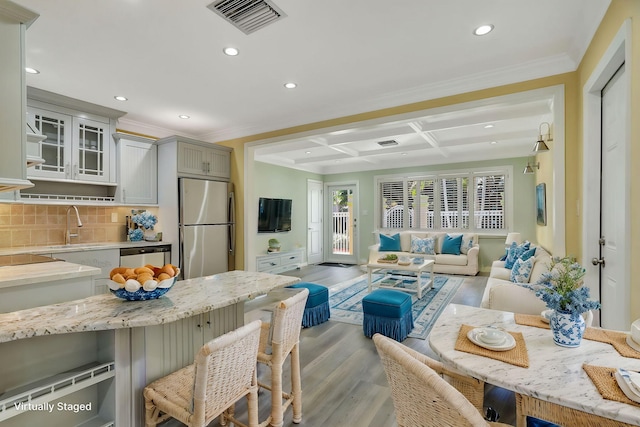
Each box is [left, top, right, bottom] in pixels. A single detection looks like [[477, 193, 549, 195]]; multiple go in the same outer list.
[[27, 103, 114, 183]]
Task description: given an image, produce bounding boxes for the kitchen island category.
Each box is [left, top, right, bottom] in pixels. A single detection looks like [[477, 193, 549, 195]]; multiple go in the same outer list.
[[0, 270, 299, 427]]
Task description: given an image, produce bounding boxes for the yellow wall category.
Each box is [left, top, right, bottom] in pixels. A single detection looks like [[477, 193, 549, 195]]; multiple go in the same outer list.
[[219, 73, 579, 269], [576, 0, 640, 320]]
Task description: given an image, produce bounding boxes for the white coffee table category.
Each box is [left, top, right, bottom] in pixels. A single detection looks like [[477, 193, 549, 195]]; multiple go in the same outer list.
[[366, 258, 434, 299]]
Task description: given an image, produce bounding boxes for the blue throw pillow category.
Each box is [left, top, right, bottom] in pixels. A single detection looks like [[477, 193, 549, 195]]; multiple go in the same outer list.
[[441, 234, 463, 255], [379, 233, 401, 251], [504, 241, 531, 269], [520, 247, 537, 262]]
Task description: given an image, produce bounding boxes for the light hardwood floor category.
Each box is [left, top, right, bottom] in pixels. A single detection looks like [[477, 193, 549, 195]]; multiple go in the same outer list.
[[211, 265, 516, 427]]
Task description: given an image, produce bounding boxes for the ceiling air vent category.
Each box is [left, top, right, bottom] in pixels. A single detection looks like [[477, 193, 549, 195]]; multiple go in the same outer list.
[[207, 0, 287, 35], [377, 140, 398, 147]]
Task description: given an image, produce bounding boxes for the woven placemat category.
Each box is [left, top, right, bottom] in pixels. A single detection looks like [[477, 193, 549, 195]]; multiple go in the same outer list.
[[514, 313, 550, 329], [583, 364, 640, 406], [455, 324, 529, 368], [583, 329, 640, 359]]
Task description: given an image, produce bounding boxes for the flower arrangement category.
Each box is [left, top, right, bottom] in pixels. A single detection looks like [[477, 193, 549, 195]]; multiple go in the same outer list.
[[529, 256, 600, 314], [132, 211, 158, 230]]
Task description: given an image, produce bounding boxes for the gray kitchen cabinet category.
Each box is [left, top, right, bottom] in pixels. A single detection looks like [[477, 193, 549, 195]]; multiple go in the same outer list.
[[114, 133, 158, 205], [157, 135, 231, 180]]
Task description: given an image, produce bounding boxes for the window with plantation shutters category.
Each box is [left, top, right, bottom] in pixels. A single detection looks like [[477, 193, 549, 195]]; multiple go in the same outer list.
[[473, 174, 505, 229], [376, 168, 509, 233], [408, 178, 435, 229], [380, 180, 406, 228]]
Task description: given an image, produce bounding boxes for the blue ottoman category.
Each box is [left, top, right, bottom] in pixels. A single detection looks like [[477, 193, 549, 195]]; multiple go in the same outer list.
[[362, 289, 414, 341], [286, 282, 330, 327]]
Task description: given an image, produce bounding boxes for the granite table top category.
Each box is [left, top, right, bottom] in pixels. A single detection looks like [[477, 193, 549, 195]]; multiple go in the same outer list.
[[0, 270, 299, 343], [429, 304, 640, 426]]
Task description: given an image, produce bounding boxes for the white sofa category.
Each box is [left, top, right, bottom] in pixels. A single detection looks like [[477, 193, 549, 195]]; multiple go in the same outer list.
[[480, 245, 551, 314], [370, 231, 479, 276]]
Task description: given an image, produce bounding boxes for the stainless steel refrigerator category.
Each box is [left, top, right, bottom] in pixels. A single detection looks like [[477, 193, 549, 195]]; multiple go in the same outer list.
[[179, 178, 235, 279]]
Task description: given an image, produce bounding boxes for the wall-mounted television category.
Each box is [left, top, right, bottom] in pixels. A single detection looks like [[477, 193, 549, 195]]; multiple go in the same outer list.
[[258, 197, 292, 233]]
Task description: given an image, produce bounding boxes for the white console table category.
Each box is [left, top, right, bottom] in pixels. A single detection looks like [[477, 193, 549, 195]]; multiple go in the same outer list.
[[256, 248, 304, 274]]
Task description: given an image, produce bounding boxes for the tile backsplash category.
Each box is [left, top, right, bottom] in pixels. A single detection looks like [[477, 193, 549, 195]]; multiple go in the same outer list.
[[0, 204, 160, 249]]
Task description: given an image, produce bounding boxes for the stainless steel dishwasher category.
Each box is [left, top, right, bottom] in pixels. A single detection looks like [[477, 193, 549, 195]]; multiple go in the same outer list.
[[119, 244, 171, 267]]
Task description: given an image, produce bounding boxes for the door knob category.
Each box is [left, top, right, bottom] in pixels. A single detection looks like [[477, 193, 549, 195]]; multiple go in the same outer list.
[[591, 257, 605, 267]]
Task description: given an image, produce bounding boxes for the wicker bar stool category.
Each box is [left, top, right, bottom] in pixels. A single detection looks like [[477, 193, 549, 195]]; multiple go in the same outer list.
[[257, 287, 308, 427], [143, 320, 262, 427], [373, 333, 510, 427]]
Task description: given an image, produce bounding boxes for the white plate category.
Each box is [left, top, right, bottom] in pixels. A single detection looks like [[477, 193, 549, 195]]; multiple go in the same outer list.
[[615, 369, 640, 403], [540, 309, 553, 323], [626, 335, 640, 352], [467, 328, 516, 351]]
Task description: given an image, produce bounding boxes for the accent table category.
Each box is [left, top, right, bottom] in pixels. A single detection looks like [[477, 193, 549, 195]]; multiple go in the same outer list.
[[366, 258, 434, 299], [429, 304, 640, 427]]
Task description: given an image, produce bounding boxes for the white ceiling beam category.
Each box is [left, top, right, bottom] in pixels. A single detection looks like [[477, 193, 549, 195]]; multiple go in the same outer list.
[[408, 122, 449, 158]]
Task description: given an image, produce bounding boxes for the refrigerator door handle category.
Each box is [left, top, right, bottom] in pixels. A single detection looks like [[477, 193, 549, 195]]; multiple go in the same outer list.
[[228, 190, 235, 254]]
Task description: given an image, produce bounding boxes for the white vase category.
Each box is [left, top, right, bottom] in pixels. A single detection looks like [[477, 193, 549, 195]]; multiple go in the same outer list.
[[143, 228, 157, 241], [550, 310, 585, 347]]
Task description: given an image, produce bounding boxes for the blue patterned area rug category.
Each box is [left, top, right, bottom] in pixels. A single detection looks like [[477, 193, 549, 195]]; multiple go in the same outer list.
[[328, 273, 464, 339]]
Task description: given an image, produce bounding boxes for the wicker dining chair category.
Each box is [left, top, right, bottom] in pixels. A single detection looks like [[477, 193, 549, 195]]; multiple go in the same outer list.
[[257, 287, 309, 427], [373, 333, 511, 427], [143, 320, 262, 427]]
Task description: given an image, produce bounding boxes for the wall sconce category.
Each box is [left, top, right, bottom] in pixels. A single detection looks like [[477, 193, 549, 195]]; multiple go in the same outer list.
[[533, 122, 552, 152], [523, 161, 540, 174]]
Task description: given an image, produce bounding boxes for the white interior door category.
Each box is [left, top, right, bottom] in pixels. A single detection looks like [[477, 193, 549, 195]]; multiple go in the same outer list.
[[325, 183, 358, 264], [307, 179, 324, 264], [599, 63, 629, 330]]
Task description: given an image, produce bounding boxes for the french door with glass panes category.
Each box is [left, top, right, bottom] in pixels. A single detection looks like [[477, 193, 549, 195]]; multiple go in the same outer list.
[[27, 107, 111, 183], [325, 183, 358, 264]]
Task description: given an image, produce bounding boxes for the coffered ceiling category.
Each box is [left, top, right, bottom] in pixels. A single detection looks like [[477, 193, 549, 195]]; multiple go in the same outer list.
[[14, 0, 610, 173]]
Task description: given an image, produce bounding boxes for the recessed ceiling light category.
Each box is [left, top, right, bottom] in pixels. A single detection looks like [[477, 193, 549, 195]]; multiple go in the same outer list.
[[223, 47, 239, 56], [114, 96, 128, 101], [284, 82, 297, 89], [305, 151, 311, 154], [490, 141, 498, 145], [25, 67, 39, 74], [178, 115, 190, 119], [484, 124, 494, 129], [402, 153, 408, 156], [474, 24, 494, 36]]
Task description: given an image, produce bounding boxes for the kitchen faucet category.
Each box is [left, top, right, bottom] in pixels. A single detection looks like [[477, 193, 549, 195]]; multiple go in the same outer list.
[[65, 205, 83, 245]]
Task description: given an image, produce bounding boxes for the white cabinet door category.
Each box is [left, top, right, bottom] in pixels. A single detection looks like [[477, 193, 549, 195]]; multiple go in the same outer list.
[[117, 136, 158, 204], [27, 107, 72, 180], [73, 117, 111, 182]]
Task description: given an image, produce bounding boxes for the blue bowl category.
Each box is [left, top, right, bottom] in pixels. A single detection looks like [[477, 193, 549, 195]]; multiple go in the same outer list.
[[110, 286, 172, 301]]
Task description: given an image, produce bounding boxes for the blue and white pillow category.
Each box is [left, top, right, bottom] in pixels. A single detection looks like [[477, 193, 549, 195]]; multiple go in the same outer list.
[[510, 257, 535, 283], [504, 241, 531, 269], [410, 235, 435, 255], [461, 235, 475, 255]]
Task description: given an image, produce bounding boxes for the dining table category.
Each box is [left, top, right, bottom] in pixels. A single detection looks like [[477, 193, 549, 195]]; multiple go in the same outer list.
[[429, 303, 640, 427]]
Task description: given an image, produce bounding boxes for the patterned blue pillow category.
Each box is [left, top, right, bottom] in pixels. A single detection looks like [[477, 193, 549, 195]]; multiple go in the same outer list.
[[410, 235, 435, 255], [520, 247, 537, 262], [510, 257, 535, 283], [504, 241, 531, 269], [379, 233, 401, 251]]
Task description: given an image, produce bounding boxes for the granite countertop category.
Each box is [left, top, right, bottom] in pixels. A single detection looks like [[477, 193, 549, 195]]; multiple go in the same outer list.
[[0, 241, 171, 256], [0, 270, 299, 343], [0, 261, 101, 289]]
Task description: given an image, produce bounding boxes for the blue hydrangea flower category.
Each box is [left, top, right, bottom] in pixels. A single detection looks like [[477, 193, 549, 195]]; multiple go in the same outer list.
[[132, 211, 157, 230]]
